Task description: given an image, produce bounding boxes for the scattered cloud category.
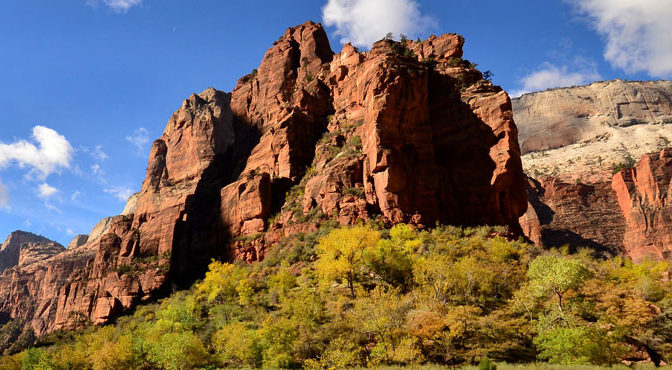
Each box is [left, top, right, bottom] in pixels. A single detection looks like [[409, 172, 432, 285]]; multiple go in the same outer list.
[[510, 61, 601, 97], [71, 191, 82, 202], [91, 145, 109, 162], [66, 228, 74, 236], [322, 0, 437, 47], [126, 127, 151, 155], [568, 0, 672, 77], [44, 201, 62, 214], [87, 0, 142, 13], [91, 164, 102, 175], [23, 219, 31, 228], [0, 179, 8, 209], [0, 126, 73, 179], [104, 186, 134, 202], [37, 183, 59, 199]]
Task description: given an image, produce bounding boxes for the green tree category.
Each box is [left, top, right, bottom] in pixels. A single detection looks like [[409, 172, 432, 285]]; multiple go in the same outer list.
[[528, 256, 590, 312], [20, 348, 53, 370], [534, 326, 614, 365]]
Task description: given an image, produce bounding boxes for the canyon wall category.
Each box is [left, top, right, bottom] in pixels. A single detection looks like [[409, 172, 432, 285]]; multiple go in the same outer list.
[[516, 81, 672, 261]]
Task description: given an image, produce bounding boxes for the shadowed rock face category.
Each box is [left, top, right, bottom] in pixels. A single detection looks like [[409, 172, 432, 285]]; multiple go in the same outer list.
[[0, 21, 527, 335], [521, 177, 626, 256]]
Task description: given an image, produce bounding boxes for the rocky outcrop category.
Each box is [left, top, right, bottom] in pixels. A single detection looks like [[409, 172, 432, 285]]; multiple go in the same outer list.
[[515, 80, 672, 154], [67, 235, 89, 249], [0, 231, 64, 274], [612, 148, 672, 261], [0, 21, 527, 336]]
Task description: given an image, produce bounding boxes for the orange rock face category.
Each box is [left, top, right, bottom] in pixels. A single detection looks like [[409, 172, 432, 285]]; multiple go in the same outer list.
[[612, 148, 672, 262], [0, 21, 527, 335]]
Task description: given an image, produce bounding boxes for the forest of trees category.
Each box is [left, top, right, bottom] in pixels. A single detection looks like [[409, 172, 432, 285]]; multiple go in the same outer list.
[[1, 223, 671, 369]]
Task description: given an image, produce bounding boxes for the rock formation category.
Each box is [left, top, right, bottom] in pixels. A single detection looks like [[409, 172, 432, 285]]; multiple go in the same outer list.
[[0, 231, 64, 274], [67, 235, 89, 249], [612, 148, 672, 261], [0, 21, 527, 335], [522, 177, 626, 255], [514, 80, 672, 182], [516, 80, 672, 262]]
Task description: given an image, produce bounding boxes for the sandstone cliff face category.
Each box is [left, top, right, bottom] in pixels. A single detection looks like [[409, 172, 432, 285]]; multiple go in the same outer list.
[[0, 232, 64, 274], [515, 80, 672, 154], [515, 80, 672, 183], [522, 177, 626, 255], [612, 148, 672, 262], [0, 21, 527, 335], [515, 80, 672, 262]]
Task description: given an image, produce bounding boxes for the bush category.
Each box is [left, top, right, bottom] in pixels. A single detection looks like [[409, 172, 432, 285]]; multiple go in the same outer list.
[[479, 356, 498, 370], [611, 154, 637, 174]]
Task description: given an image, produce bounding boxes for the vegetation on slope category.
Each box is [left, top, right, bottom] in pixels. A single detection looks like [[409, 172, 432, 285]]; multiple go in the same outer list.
[[1, 223, 671, 369]]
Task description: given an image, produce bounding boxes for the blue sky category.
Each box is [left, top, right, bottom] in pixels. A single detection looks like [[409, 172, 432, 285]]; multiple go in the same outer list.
[[1, 0, 670, 245]]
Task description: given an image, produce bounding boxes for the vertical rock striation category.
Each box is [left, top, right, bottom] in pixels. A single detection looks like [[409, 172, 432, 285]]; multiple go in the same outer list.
[[612, 148, 672, 261]]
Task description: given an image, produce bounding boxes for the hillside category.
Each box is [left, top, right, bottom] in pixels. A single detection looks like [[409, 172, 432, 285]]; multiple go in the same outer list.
[[2, 224, 671, 368]]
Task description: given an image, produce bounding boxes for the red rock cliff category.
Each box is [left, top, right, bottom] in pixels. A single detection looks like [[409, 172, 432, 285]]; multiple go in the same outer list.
[[612, 148, 672, 262], [0, 21, 527, 335]]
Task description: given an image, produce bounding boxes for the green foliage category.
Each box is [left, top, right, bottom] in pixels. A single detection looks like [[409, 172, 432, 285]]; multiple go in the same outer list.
[[21, 347, 53, 370], [528, 256, 590, 312], [446, 57, 464, 67], [533, 326, 614, 365], [343, 186, 364, 198], [611, 154, 637, 174], [479, 356, 498, 370]]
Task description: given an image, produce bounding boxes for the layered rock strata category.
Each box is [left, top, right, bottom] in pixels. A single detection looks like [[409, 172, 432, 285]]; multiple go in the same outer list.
[[515, 80, 672, 183], [515, 80, 672, 262]]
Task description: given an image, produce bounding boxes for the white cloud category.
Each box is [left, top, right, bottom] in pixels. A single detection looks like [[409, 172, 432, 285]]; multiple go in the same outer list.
[[44, 201, 62, 214], [569, 0, 672, 77], [0, 179, 8, 209], [37, 183, 59, 199], [71, 191, 82, 202], [66, 228, 74, 236], [91, 164, 101, 175], [104, 186, 134, 202], [0, 126, 73, 179], [88, 0, 142, 13], [322, 0, 437, 47], [126, 127, 151, 154], [91, 145, 109, 162], [510, 61, 601, 97]]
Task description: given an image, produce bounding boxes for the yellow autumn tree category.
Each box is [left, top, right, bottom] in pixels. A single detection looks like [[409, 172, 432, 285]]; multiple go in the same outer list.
[[315, 225, 380, 297]]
